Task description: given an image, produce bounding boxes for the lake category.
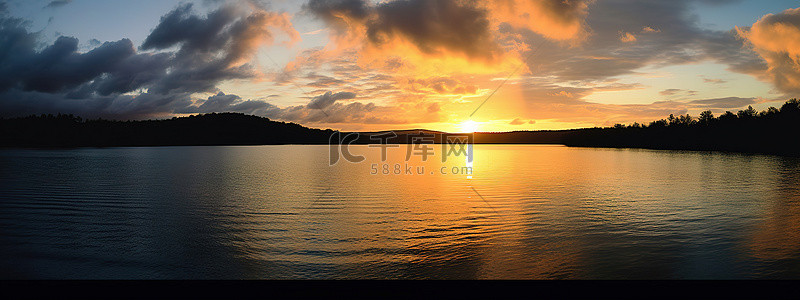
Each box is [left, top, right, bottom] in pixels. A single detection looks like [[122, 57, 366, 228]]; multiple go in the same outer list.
[[1, 145, 799, 279]]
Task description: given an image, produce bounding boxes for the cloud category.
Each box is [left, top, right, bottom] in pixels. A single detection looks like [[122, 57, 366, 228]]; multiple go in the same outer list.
[[0, 34, 136, 93], [642, 26, 660, 33], [683, 96, 756, 109], [172, 89, 417, 128], [141, 3, 300, 94], [259, 90, 414, 126], [304, 0, 591, 66], [0, 3, 300, 119], [482, 77, 759, 126], [306, 0, 502, 62], [507, 118, 536, 125], [366, 0, 499, 61], [286, 0, 771, 128], [703, 78, 727, 84], [304, 73, 347, 88], [0, 0, 786, 131], [509, 118, 525, 125], [44, 0, 71, 9], [0, 89, 194, 119], [304, 0, 370, 31], [619, 32, 637, 43], [306, 90, 356, 109], [283, 0, 776, 129], [737, 7, 800, 93], [487, 0, 591, 41], [427, 102, 441, 113], [659, 89, 697, 96], [405, 77, 479, 95], [660, 89, 682, 96], [177, 92, 274, 115], [507, 0, 764, 82]]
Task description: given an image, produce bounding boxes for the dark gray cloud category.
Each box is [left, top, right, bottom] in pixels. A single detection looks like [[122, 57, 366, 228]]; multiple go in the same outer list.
[[684, 96, 755, 109], [306, 0, 499, 60], [304, 0, 369, 31], [44, 0, 72, 9], [0, 3, 296, 119], [142, 3, 295, 94], [0, 89, 193, 119], [366, 0, 496, 60], [698, 0, 743, 5], [307, 90, 356, 109], [1, 36, 136, 93], [89, 52, 172, 96], [178, 92, 275, 115]]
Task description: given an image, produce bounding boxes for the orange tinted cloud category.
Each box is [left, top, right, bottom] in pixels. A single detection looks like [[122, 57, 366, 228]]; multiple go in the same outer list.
[[228, 11, 300, 68], [737, 7, 800, 93], [619, 32, 637, 42], [404, 77, 479, 95], [487, 0, 591, 41], [303, 0, 591, 77]]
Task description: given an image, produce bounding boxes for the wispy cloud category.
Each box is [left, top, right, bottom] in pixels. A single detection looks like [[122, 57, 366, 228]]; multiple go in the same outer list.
[[44, 0, 72, 9]]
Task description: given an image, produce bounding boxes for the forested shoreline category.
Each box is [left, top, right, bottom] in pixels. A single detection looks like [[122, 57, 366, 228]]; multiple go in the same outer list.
[[0, 113, 335, 147], [560, 99, 800, 156]]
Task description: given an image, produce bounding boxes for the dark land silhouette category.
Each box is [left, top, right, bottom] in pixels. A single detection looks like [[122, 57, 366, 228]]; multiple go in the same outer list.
[[1, 99, 798, 156], [0, 113, 335, 147], [559, 98, 800, 156]]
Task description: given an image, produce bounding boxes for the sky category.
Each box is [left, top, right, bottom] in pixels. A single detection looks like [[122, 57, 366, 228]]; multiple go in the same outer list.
[[1, 0, 799, 132]]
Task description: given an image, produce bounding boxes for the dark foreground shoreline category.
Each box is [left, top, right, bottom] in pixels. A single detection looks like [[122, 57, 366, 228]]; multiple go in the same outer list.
[[2, 99, 799, 156]]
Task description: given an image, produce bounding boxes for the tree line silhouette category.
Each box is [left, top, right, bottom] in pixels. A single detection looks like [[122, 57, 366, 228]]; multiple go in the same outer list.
[[1, 99, 798, 156], [560, 99, 800, 155], [0, 113, 334, 147]]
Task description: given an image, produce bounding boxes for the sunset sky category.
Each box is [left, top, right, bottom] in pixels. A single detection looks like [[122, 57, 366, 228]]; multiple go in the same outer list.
[[1, 0, 799, 132]]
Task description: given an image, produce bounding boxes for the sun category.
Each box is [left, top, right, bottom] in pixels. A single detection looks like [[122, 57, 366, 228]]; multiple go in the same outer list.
[[459, 120, 480, 133]]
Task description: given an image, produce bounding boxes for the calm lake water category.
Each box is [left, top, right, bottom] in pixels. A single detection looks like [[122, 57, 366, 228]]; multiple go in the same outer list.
[[1, 145, 799, 279]]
